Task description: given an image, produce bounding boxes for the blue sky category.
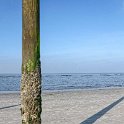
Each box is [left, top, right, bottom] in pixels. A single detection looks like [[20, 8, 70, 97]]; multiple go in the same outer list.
[[1, 0, 124, 73]]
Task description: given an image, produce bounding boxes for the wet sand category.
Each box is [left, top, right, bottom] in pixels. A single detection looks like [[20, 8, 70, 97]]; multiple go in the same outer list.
[[0, 88, 124, 124]]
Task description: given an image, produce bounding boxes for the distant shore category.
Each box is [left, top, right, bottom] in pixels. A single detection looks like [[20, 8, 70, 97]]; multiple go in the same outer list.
[[0, 88, 124, 124]]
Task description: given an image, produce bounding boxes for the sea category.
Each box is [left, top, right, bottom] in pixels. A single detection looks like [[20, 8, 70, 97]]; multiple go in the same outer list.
[[0, 73, 124, 91]]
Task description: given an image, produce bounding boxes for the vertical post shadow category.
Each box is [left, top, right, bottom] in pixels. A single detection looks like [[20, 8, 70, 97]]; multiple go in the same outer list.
[[80, 96, 124, 124]]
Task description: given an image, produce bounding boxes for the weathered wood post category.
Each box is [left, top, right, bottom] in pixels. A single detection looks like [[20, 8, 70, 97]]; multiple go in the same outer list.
[[21, 0, 41, 123]]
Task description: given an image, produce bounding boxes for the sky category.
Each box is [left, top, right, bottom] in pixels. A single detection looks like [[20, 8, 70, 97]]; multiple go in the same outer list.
[[1, 0, 124, 73]]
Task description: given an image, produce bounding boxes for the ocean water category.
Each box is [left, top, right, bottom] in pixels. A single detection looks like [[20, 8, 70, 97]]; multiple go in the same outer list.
[[0, 73, 124, 91]]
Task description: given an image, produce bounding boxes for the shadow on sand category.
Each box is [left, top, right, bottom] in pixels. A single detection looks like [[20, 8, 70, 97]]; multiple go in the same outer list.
[[80, 96, 124, 124], [0, 104, 20, 110]]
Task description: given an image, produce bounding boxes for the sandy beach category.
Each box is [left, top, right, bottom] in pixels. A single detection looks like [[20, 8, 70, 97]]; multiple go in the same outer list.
[[0, 88, 124, 124]]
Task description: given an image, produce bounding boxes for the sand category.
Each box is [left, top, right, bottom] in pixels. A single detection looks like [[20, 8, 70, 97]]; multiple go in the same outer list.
[[0, 88, 124, 124]]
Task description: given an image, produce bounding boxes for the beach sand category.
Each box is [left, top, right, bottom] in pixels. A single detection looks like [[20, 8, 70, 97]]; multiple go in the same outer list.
[[0, 88, 124, 124]]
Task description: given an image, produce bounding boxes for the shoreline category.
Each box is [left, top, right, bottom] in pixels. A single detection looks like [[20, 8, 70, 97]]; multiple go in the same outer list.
[[0, 86, 124, 94], [42, 86, 124, 93]]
